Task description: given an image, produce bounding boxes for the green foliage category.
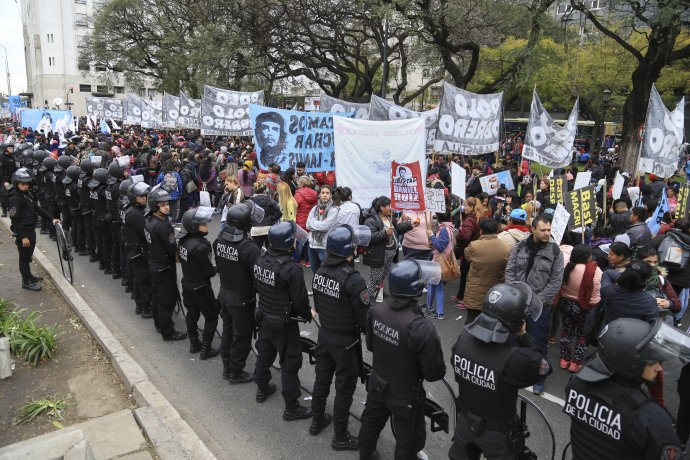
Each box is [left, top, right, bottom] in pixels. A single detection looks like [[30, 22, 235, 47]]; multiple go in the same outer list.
[[0, 298, 13, 320], [15, 396, 75, 425], [0, 306, 60, 365]]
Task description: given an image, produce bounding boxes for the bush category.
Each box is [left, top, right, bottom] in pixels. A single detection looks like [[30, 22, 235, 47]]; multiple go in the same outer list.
[[15, 395, 74, 425], [0, 304, 60, 365]]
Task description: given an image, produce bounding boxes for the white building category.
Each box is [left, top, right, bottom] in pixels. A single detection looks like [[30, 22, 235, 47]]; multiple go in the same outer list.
[[19, 0, 157, 116]]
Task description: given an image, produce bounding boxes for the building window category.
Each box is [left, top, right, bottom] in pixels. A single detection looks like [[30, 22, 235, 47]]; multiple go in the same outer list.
[[79, 84, 91, 92], [75, 0, 86, 3], [138, 88, 146, 97], [148, 88, 157, 98], [114, 86, 124, 94], [96, 85, 108, 93], [48, 57, 55, 66], [75, 13, 88, 27], [46, 33, 54, 43], [556, 4, 573, 15], [95, 65, 106, 72]]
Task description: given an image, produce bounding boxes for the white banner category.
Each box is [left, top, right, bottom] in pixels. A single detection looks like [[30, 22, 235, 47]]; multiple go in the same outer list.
[[334, 117, 426, 208], [319, 93, 369, 119], [200, 86, 264, 136], [162, 94, 180, 129], [523, 90, 579, 168], [639, 84, 685, 178], [85, 96, 124, 121], [178, 90, 201, 129], [124, 94, 142, 125], [451, 162, 466, 200], [434, 81, 502, 155], [369, 95, 438, 152], [140, 99, 163, 129]]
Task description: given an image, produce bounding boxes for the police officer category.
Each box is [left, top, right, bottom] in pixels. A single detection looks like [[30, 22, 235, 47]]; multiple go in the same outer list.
[[358, 259, 446, 460], [39, 156, 59, 240], [78, 157, 98, 260], [106, 161, 127, 279], [118, 177, 134, 292], [565, 318, 685, 459], [54, 155, 74, 236], [309, 225, 370, 451], [0, 143, 16, 216], [63, 165, 84, 251], [178, 206, 220, 359], [253, 221, 312, 420], [88, 167, 113, 273], [123, 181, 153, 317], [214, 201, 261, 383], [145, 187, 186, 341], [7, 168, 60, 291], [448, 282, 551, 460]]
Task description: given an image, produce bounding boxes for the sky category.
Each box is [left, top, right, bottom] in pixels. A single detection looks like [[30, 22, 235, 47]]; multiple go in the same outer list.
[[0, 0, 27, 95]]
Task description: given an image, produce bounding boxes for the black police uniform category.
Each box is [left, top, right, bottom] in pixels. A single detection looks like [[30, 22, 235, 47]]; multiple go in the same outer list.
[[64, 177, 83, 252], [39, 166, 58, 238], [0, 149, 16, 215], [449, 332, 551, 459], [123, 202, 152, 316], [89, 179, 113, 271], [7, 187, 54, 283], [253, 248, 311, 406], [565, 375, 681, 460], [106, 179, 124, 277], [54, 167, 70, 234], [311, 258, 369, 437], [78, 172, 97, 257], [213, 228, 260, 378], [178, 232, 219, 350], [358, 296, 446, 460], [145, 213, 179, 337]]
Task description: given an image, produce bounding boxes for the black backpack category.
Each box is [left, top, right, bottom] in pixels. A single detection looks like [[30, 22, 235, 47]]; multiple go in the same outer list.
[[583, 292, 611, 347]]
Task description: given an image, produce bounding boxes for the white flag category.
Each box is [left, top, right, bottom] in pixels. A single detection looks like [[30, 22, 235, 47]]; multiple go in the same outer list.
[[86, 115, 94, 130], [451, 162, 467, 200], [35, 115, 52, 134], [110, 118, 121, 130], [69, 115, 77, 133]]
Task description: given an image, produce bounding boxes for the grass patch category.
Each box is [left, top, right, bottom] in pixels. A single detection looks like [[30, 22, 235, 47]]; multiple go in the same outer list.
[[0, 302, 60, 365], [15, 395, 75, 425]]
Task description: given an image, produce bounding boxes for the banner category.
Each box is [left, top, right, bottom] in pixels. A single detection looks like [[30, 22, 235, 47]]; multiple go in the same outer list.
[[549, 175, 568, 206], [8, 95, 22, 116], [391, 161, 426, 211], [369, 95, 438, 152], [334, 117, 426, 208], [479, 170, 514, 196], [566, 185, 596, 228], [178, 90, 201, 129], [20, 109, 73, 131], [639, 84, 685, 178], [451, 162, 466, 200], [124, 94, 142, 125], [676, 184, 690, 220], [249, 104, 350, 172], [434, 81, 502, 155], [200, 86, 264, 136], [162, 94, 180, 129], [140, 99, 163, 129], [85, 96, 124, 120], [319, 93, 369, 119], [522, 91, 579, 168]]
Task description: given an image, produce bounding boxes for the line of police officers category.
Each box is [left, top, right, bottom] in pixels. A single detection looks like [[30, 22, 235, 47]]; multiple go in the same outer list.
[[2, 140, 686, 459]]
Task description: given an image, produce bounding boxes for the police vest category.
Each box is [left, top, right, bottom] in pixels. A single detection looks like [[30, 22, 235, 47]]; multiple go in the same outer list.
[[106, 183, 121, 221], [8, 190, 38, 230], [370, 301, 423, 401], [78, 176, 91, 210], [564, 376, 649, 460], [214, 235, 254, 301], [254, 253, 291, 318], [313, 264, 357, 335], [91, 186, 107, 218], [453, 333, 518, 429], [178, 236, 210, 283], [145, 216, 174, 266]]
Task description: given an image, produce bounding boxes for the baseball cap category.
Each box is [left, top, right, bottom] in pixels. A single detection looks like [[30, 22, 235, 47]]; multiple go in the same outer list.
[[510, 209, 527, 221]]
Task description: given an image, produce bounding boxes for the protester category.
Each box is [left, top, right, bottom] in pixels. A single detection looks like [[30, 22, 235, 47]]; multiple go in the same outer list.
[[306, 185, 339, 273]]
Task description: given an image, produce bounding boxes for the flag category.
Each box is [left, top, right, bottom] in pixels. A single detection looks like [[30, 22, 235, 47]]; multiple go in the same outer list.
[[647, 187, 669, 236], [69, 115, 77, 133], [110, 118, 121, 130], [100, 118, 111, 134], [86, 115, 93, 131], [35, 115, 52, 134]]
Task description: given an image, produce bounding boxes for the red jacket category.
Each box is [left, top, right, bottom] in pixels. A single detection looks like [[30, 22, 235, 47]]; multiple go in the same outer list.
[[295, 187, 318, 230]]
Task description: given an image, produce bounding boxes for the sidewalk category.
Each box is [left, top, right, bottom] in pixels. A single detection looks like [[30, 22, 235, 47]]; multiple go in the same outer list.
[[0, 218, 218, 460]]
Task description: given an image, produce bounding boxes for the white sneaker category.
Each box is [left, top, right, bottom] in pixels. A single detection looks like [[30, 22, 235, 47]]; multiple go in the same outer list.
[[375, 290, 384, 303]]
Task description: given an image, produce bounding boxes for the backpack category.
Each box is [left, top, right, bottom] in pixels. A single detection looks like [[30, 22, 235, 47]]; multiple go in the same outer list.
[[658, 232, 690, 269], [162, 171, 178, 193], [583, 293, 610, 346]]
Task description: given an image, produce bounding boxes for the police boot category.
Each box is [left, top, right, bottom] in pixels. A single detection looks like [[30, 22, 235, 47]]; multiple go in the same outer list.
[[189, 335, 202, 354], [331, 431, 358, 451], [104, 265, 113, 275], [112, 271, 122, 280], [283, 401, 312, 421], [360, 450, 381, 460], [162, 330, 187, 341], [229, 371, 253, 384], [199, 337, 219, 360], [89, 252, 99, 263], [21, 280, 42, 292], [222, 356, 231, 379], [309, 413, 332, 435], [29, 274, 44, 282], [134, 305, 142, 315], [255, 383, 277, 403], [140, 306, 153, 319], [79, 249, 89, 256]]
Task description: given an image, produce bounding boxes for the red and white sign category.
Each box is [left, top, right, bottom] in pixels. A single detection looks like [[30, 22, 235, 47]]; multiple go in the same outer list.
[[391, 161, 425, 211]]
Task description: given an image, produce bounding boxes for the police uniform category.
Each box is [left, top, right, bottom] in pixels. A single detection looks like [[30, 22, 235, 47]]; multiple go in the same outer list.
[[449, 332, 551, 459], [64, 172, 83, 252], [565, 375, 681, 460], [310, 259, 369, 439], [358, 296, 446, 460], [38, 165, 58, 237], [178, 232, 219, 352], [106, 178, 124, 277], [214, 227, 260, 379], [145, 213, 180, 338], [123, 202, 152, 316], [0, 147, 16, 215], [54, 166, 70, 235], [78, 172, 97, 258], [253, 248, 311, 406], [89, 177, 112, 271]]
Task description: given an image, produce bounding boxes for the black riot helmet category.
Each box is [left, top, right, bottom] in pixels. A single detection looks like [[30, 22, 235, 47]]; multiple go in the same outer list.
[[56, 155, 74, 172], [89, 167, 108, 188], [80, 158, 95, 175], [389, 260, 442, 298], [180, 206, 214, 237], [40, 156, 57, 172], [147, 187, 172, 216], [226, 202, 252, 233], [21, 149, 34, 166], [12, 167, 33, 186], [119, 178, 133, 197], [268, 221, 297, 252], [579, 318, 690, 384], [16, 142, 31, 153], [326, 225, 371, 258], [32, 150, 46, 166], [107, 160, 126, 180], [62, 165, 82, 184], [128, 181, 151, 203]]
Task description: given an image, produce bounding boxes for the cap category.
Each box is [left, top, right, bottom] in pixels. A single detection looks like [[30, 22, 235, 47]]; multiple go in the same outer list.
[[510, 208, 527, 221]]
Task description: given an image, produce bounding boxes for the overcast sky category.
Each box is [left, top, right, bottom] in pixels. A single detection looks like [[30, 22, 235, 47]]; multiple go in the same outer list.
[[0, 0, 28, 94]]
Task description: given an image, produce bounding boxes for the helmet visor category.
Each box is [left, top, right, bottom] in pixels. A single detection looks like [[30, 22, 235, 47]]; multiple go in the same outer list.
[[131, 174, 144, 184], [351, 225, 372, 247], [116, 155, 130, 168], [131, 182, 151, 196], [643, 321, 690, 364], [91, 156, 102, 166], [416, 260, 442, 286], [248, 202, 265, 224], [195, 206, 214, 224], [508, 282, 542, 323], [295, 224, 309, 245]]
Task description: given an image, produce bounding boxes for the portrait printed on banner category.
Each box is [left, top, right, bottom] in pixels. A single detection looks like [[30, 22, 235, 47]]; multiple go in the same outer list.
[[255, 111, 288, 167]]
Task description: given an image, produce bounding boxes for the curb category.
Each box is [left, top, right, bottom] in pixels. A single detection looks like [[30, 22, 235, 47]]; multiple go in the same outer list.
[[1, 218, 217, 460]]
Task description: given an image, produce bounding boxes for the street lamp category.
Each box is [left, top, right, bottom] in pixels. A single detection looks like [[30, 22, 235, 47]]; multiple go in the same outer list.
[[601, 88, 612, 150], [0, 44, 12, 96]]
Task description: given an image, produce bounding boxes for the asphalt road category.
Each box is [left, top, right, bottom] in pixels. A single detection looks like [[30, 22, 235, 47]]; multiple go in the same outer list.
[[33, 215, 688, 460]]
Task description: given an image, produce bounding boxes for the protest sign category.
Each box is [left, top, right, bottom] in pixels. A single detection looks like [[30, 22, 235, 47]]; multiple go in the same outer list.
[[178, 90, 201, 129], [479, 170, 514, 195], [434, 81, 502, 155], [334, 117, 426, 208], [319, 93, 369, 119], [451, 162, 466, 200], [124, 94, 142, 125], [549, 175, 568, 206], [566, 185, 596, 228], [612, 172, 625, 200], [20, 109, 73, 131], [201, 86, 264, 136], [391, 161, 426, 211], [85, 96, 124, 120], [551, 203, 571, 245], [639, 84, 685, 178], [369, 95, 438, 152], [140, 99, 163, 129], [248, 104, 351, 172], [162, 94, 180, 129], [425, 188, 446, 213], [573, 171, 591, 191], [676, 184, 689, 220], [648, 187, 670, 236], [522, 90, 578, 168]]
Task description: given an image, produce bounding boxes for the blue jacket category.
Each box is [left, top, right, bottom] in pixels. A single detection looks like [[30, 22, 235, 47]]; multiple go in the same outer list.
[[155, 171, 183, 200]]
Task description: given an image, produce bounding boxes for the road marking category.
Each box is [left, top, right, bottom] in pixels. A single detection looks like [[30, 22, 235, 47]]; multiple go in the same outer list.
[[538, 391, 566, 407]]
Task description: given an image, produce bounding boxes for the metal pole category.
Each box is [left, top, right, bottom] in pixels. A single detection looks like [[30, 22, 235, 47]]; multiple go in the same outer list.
[[0, 44, 11, 96], [380, 18, 388, 98]]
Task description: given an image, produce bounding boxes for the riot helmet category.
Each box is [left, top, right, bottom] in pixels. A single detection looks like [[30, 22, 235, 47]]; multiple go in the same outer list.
[[128, 181, 151, 203], [56, 155, 73, 172], [80, 158, 95, 175], [147, 187, 171, 216], [88, 167, 108, 188], [12, 167, 33, 186], [326, 225, 371, 258], [180, 206, 214, 237], [62, 165, 82, 184], [107, 158, 127, 180], [389, 260, 442, 298], [32, 150, 46, 166], [119, 177, 133, 196], [21, 149, 34, 167], [268, 221, 297, 252], [40, 156, 57, 172]]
